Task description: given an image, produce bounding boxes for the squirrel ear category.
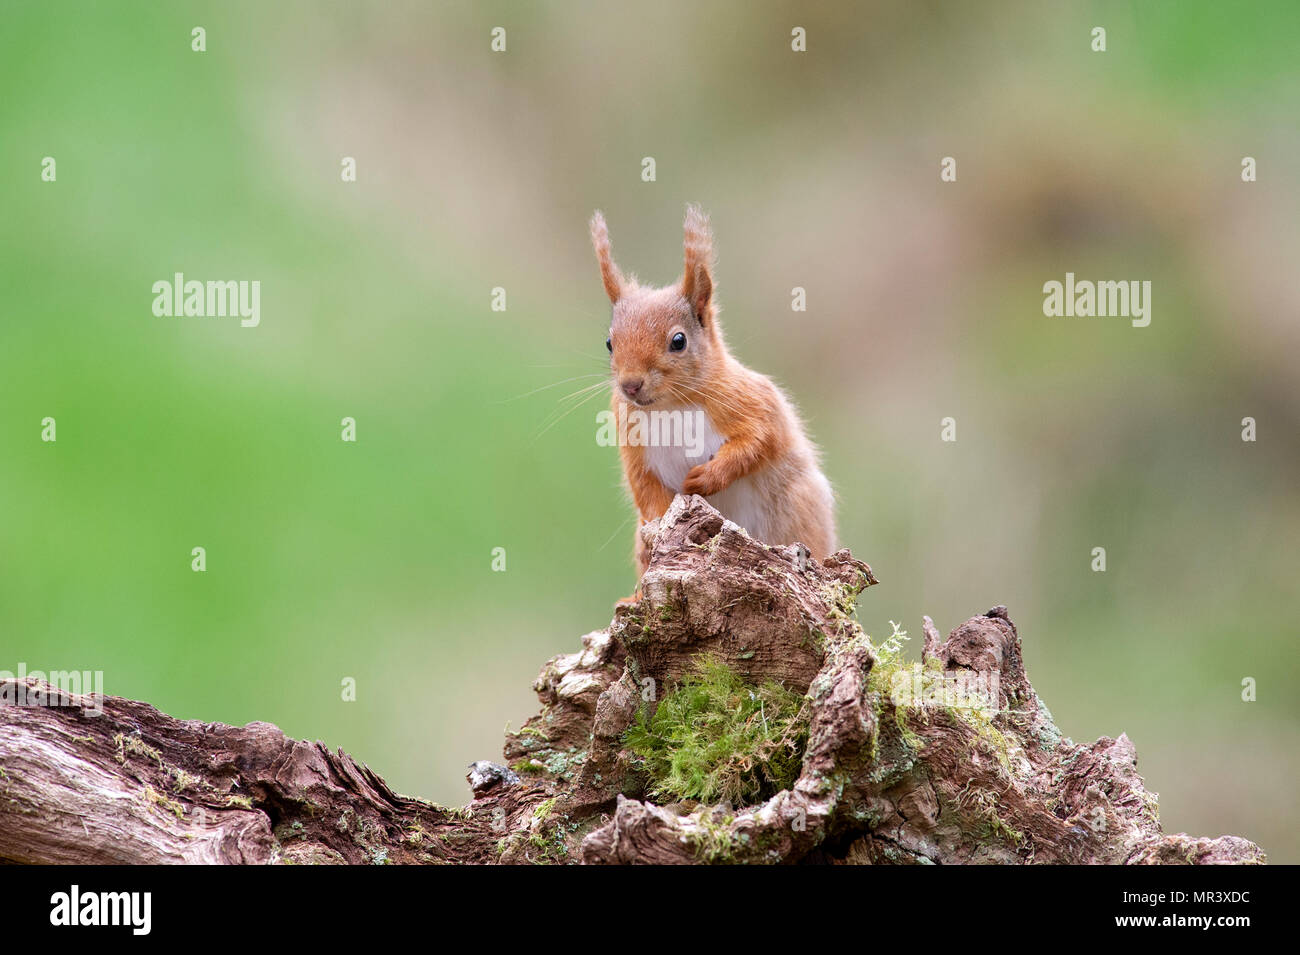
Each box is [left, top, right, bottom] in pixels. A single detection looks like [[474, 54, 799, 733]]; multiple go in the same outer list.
[[589, 211, 625, 304], [681, 204, 714, 324]]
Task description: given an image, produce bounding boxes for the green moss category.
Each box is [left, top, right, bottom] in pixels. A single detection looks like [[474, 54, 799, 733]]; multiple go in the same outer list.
[[690, 813, 740, 862], [967, 716, 1015, 774], [624, 654, 808, 806], [113, 732, 162, 767], [526, 823, 571, 863], [142, 784, 185, 818], [818, 581, 859, 623], [863, 622, 912, 765], [168, 767, 200, 792], [957, 783, 1027, 852], [865, 622, 911, 702], [274, 819, 308, 844]]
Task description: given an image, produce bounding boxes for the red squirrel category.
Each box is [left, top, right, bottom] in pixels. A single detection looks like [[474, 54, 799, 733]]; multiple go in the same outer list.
[[589, 205, 836, 589]]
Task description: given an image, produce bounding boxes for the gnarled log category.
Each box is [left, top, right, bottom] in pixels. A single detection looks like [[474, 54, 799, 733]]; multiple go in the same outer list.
[[0, 496, 1265, 865]]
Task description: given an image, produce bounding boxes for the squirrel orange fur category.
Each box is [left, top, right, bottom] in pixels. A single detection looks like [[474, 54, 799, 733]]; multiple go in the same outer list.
[[588, 205, 836, 591]]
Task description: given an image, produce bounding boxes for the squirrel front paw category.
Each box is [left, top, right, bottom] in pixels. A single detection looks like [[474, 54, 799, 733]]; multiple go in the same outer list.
[[682, 463, 726, 497]]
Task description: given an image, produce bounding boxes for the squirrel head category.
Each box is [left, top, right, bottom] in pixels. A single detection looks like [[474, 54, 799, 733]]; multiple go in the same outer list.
[[589, 205, 722, 409]]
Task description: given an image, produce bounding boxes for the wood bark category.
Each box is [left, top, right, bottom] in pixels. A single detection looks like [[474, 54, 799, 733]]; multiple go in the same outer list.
[[0, 496, 1265, 865]]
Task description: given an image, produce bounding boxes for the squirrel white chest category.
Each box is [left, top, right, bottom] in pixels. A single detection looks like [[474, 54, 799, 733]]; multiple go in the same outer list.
[[643, 405, 768, 542], [642, 406, 722, 489]]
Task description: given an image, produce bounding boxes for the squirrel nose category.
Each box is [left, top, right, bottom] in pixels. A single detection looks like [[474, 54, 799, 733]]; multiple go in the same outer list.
[[621, 378, 644, 399]]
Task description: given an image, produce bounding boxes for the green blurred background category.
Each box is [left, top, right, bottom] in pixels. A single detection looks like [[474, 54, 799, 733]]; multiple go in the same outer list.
[[2, 1, 1296, 861]]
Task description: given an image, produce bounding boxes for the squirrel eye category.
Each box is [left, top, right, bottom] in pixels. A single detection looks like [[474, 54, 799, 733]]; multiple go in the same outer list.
[[670, 332, 687, 352], [606, 337, 612, 353]]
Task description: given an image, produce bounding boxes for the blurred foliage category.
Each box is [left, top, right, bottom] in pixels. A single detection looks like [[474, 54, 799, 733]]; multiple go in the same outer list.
[[1, 1, 1296, 860]]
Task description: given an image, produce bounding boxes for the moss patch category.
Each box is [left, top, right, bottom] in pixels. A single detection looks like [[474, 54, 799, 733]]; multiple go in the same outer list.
[[113, 732, 162, 768], [142, 784, 185, 818], [624, 654, 808, 806]]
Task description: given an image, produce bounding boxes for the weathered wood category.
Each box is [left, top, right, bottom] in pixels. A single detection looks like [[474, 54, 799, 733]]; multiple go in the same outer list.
[[0, 684, 535, 864], [0, 496, 1266, 864]]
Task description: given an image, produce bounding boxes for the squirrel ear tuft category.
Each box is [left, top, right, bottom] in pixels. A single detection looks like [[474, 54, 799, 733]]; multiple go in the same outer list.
[[681, 204, 714, 323], [589, 211, 625, 304]]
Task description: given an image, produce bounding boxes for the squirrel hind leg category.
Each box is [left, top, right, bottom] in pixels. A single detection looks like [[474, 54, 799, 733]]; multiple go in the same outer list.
[[614, 525, 652, 610], [608, 527, 650, 608], [634, 525, 652, 577]]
